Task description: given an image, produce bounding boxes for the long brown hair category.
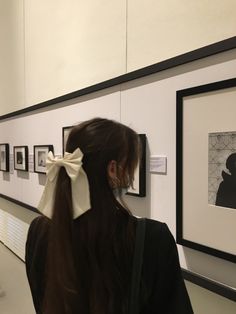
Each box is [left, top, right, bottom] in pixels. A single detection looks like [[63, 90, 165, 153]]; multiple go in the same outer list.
[[43, 118, 140, 314]]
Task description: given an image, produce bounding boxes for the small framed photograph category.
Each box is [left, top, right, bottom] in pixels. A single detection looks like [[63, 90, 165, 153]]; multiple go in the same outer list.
[[126, 134, 146, 197], [14, 146, 28, 171], [62, 126, 73, 155], [176, 78, 236, 263], [34, 145, 54, 174], [0, 143, 10, 172]]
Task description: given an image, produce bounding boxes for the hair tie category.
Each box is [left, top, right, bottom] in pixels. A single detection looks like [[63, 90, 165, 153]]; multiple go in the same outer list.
[[38, 148, 91, 219]]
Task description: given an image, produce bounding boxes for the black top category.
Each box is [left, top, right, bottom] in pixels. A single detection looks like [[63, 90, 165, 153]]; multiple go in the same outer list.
[[25, 215, 193, 314]]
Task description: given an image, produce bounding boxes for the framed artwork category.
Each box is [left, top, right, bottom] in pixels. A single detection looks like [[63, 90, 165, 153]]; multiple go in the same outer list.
[[127, 134, 146, 197], [14, 146, 28, 171], [0, 143, 9, 172], [176, 78, 236, 263], [62, 126, 73, 155], [34, 145, 54, 174]]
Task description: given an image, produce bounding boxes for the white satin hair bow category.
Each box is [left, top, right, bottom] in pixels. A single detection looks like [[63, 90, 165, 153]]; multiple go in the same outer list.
[[38, 148, 91, 219]]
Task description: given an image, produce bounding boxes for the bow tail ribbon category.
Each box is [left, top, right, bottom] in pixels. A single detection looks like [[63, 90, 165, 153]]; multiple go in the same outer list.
[[38, 179, 57, 219], [71, 167, 91, 219]]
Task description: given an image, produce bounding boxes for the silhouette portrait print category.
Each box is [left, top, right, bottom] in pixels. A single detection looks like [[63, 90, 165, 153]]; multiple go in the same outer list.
[[215, 153, 236, 209]]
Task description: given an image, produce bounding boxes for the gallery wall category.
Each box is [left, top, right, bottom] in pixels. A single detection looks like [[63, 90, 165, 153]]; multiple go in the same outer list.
[[1, 0, 236, 115], [0, 87, 121, 206], [120, 51, 236, 291], [1, 48, 236, 292]]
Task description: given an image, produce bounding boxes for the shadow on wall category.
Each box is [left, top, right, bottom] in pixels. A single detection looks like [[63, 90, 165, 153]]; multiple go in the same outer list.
[[38, 173, 46, 186], [17, 171, 29, 180], [3, 172, 10, 182]]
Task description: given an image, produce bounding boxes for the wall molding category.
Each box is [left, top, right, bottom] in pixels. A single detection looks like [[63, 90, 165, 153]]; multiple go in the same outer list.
[[182, 269, 236, 302], [0, 36, 236, 121], [0, 194, 38, 214]]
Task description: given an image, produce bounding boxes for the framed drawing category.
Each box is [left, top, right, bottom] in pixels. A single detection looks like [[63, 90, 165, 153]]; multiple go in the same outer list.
[[62, 126, 73, 155], [34, 145, 54, 174], [0, 143, 9, 172], [14, 146, 28, 171], [176, 78, 236, 263], [127, 134, 146, 197]]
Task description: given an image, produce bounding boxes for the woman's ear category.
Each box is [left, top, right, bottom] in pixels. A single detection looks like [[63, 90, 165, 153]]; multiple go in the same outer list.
[[107, 160, 117, 179]]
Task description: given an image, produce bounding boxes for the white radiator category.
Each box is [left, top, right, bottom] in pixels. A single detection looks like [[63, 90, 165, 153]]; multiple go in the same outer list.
[[0, 208, 6, 243], [0, 208, 29, 261]]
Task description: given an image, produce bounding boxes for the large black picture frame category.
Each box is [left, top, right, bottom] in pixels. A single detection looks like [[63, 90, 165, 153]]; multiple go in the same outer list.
[[34, 145, 54, 174], [14, 146, 28, 172], [176, 77, 236, 263]]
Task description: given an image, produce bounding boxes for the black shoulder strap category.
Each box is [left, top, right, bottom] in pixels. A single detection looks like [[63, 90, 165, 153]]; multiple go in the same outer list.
[[129, 218, 146, 314]]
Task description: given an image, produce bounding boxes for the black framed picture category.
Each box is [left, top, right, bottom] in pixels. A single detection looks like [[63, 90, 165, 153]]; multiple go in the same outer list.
[[34, 145, 54, 174], [176, 77, 236, 263], [0, 143, 10, 172], [62, 126, 73, 155], [14, 146, 28, 172], [126, 134, 146, 197]]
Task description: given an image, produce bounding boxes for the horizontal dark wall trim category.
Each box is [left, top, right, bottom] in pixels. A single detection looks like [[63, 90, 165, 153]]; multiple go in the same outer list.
[[1, 36, 236, 121], [182, 269, 236, 302], [0, 193, 39, 214], [176, 77, 236, 97]]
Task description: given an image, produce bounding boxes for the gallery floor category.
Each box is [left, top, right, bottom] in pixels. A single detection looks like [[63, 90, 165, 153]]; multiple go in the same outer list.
[[0, 243, 34, 314]]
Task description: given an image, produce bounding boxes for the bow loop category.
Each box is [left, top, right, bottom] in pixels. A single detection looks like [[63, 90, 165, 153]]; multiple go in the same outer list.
[[46, 149, 83, 182]]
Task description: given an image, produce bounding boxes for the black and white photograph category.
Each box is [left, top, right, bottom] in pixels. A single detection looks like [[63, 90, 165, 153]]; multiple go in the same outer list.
[[177, 78, 236, 263], [14, 146, 28, 171], [34, 145, 54, 174], [0, 143, 9, 172], [126, 134, 146, 197], [62, 126, 73, 155], [17, 152, 23, 164], [208, 132, 236, 210]]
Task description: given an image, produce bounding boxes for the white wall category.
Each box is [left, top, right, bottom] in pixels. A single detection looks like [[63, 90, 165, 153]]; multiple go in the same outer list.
[[127, 0, 236, 71], [24, 0, 127, 106], [1, 0, 236, 115], [0, 0, 24, 114]]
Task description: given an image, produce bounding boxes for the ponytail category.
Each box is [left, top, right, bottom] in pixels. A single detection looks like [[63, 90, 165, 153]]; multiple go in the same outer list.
[[43, 167, 78, 313]]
